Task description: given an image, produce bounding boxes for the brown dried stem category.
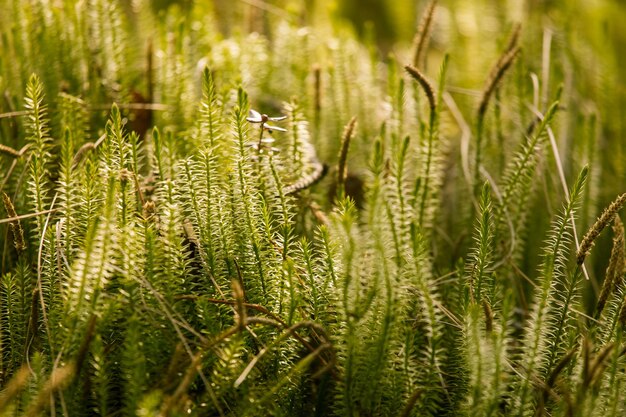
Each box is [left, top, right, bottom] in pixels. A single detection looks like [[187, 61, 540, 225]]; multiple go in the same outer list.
[[596, 217, 625, 317], [477, 46, 521, 123], [411, 0, 437, 69], [577, 193, 626, 266], [0, 144, 21, 158], [0, 366, 30, 412], [336, 116, 357, 198]]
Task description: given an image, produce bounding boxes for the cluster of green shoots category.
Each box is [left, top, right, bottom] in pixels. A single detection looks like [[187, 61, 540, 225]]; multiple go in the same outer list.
[[0, 0, 625, 416]]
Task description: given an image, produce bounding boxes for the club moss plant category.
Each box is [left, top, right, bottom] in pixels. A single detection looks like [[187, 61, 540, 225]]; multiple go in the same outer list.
[[0, 0, 626, 416]]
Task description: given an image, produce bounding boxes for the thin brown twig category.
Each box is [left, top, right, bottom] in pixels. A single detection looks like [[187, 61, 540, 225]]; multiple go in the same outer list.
[[0, 145, 32, 192], [173, 295, 337, 377], [0, 110, 29, 119], [0, 208, 60, 225], [233, 320, 334, 387], [0, 144, 21, 157], [159, 317, 276, 417]]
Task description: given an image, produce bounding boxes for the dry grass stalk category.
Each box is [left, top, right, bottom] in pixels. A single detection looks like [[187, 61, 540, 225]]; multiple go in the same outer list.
[[411, 0, 437, 69], [504, 23, 522, 56], [477, 45, 521, 121], [24, 363, 76, 417], [0, 143, 21, 157], [483, 24, 521, 94], [71, 141, 96, 168], [337, 116, 358, 196], [232, 277, 247, 327], [0, 208, 59, 225], [309, 201, 329, 225], [0, 366, 30, 412], [482, 299, 494, 333], [313, 64, 322, 115]]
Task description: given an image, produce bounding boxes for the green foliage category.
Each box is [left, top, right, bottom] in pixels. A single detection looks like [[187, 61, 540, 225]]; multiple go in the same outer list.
[[0, 1, 625, 416]]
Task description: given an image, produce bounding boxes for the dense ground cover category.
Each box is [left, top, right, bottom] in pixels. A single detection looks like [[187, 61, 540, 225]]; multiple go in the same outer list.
[[1, 0, 626, 415]]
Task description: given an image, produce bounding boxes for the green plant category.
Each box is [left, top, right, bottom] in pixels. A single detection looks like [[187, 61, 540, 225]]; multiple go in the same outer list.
[[1, 0, 626, 416]]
